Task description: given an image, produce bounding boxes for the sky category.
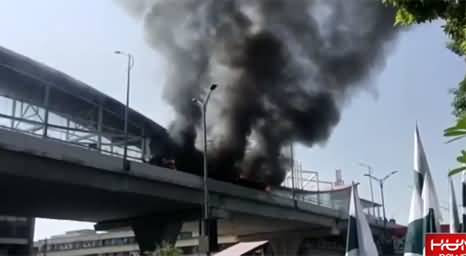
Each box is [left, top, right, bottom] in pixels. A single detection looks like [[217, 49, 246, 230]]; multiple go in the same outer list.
[[0, 0, 464, 241]]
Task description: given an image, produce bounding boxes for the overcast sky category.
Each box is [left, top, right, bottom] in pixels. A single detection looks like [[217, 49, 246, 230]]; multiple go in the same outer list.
[[0, 0, 464, 240]]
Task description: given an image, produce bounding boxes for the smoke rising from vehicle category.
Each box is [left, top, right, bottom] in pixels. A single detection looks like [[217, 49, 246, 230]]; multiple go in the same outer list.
[[116, 0, 398, 185]]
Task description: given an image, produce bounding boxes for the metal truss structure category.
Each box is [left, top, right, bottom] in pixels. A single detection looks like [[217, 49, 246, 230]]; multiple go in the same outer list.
[[0, 96, 146, 161], [0, 46, 168, 164]]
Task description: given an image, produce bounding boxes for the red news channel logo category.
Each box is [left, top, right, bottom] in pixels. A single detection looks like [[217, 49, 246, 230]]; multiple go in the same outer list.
[[426, 233, 466, 256]]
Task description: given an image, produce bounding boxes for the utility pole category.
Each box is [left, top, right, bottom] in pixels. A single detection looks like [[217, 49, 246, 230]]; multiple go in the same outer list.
[[364, 170, 398, 241], [114, 50, 134, 171], [193, 84, 218, 255], [359, 162, 375, 216], [290, 144, 295, 202]]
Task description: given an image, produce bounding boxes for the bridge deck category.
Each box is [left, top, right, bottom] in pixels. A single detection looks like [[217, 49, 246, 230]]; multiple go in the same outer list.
[[0, 128, 344, 228]]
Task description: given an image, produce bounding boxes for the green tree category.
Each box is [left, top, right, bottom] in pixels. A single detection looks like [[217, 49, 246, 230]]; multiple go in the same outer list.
[[384, 0, 466, 172], [452, 79, 466, 117], [384, 0, 466, 116], [445, 114, 466, 176], [384, 0, 466, 56], [144, 242, 182, 256]]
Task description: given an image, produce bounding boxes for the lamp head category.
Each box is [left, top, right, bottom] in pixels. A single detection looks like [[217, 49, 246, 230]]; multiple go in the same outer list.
[[210, 84, 218, 90], [192, 98, 202, 104], [114, 50, 122, 54], [358, 162, 371, 168]]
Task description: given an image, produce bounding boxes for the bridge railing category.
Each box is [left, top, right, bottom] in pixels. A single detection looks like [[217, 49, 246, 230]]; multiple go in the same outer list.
[[277, 179, 385, 219], [0, 95, 148, 162], [272, 185, 350, 215]]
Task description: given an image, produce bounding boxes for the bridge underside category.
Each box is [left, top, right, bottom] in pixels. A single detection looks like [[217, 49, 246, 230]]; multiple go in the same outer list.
[[0, 172, 195, 222], [0, 146, 331, 231], [0, 128, 340, 240], [0, 139, 202, 222], [0, 164, 328, 241]]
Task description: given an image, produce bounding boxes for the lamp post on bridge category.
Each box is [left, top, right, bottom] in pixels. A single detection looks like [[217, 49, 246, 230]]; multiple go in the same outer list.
[[363, 170, 398, 240], [359, 162, 375, 216], [114, 50, 134, 171], [193, 84, 218, 255]]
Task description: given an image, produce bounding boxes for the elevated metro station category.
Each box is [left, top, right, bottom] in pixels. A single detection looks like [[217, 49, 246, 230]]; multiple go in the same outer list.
[[0, 46, 404, 255], [0, 46, 168, 163]]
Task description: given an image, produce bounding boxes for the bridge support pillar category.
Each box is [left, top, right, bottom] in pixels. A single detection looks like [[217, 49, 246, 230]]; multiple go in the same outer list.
[[205, 218, 219, 252], [241, 232, 304, 256], [268, 236, 303, 256], [131, 219, 182, 253]]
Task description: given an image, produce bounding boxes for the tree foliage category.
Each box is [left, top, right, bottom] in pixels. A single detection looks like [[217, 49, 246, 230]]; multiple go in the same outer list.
[[445, 114, 466, 176], [452, 78, 466, 117], [384, 0, 466, 171], [384, 0, 466, 56], [144, 242, 182, 256], [384, 0, 466, 116]]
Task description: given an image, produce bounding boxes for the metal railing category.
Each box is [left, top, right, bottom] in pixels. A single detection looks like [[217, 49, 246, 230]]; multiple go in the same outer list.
[[280, 163, 384, 217], [0, 95, 147, 162]]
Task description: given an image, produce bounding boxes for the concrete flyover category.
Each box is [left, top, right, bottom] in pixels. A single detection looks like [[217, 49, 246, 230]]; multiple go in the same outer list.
[[0, 46, 352, 254], [0, 127, 345, 252]]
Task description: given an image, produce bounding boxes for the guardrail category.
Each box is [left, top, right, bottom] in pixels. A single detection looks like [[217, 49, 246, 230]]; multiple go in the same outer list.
[[0, 96, 147, 162], [276, 182, 383, 219]]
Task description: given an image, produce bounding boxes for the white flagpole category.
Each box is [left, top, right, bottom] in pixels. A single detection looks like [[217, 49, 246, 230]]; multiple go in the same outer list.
[[449, 176, 460, 233]]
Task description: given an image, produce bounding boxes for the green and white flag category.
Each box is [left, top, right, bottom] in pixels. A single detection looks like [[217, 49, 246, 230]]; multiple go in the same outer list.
[[404, 126, 426, 256], [404, 126, 441, 255], [462, 171, 466, 232], [422, 170, 440, 233], [404, 188, 423, 256], [345, 184, 379, 256], [419, 130, 441, 234], [449, 177, 460, 233]]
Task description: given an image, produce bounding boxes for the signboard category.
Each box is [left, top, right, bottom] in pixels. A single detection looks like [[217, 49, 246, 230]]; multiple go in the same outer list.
[[425, 233, 466, 256]]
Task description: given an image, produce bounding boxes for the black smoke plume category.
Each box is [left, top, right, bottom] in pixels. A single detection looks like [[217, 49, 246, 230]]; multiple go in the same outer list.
[[116, 0, 398, 186]]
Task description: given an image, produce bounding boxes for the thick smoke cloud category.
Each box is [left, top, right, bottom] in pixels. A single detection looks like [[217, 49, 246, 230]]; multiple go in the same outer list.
[[116, 0, 398, 186]]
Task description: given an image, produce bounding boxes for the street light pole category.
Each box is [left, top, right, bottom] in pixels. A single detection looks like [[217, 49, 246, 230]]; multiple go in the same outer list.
[[359, 162, 375, 215], [364, 170, 398, 240], [114, 50, 134, 171], [380, 181, 386, 230], [193, 84, 218, 255]]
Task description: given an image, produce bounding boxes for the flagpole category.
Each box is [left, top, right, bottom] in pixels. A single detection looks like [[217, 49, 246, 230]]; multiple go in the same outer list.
[[463, 170, 466, 232], [449, 176, 460, 233], [345, 181, 379, 256], [345, 183, 355, 254], [404, 125, 434, 256]]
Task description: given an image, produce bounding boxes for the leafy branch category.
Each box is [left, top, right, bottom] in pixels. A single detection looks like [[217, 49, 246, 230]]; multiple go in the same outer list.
[[445, 115, 466, 176]]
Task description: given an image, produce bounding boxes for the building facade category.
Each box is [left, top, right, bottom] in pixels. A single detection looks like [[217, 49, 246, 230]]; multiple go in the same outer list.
[[0, 216, 34, 256], [34, 229, 236, 256]]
